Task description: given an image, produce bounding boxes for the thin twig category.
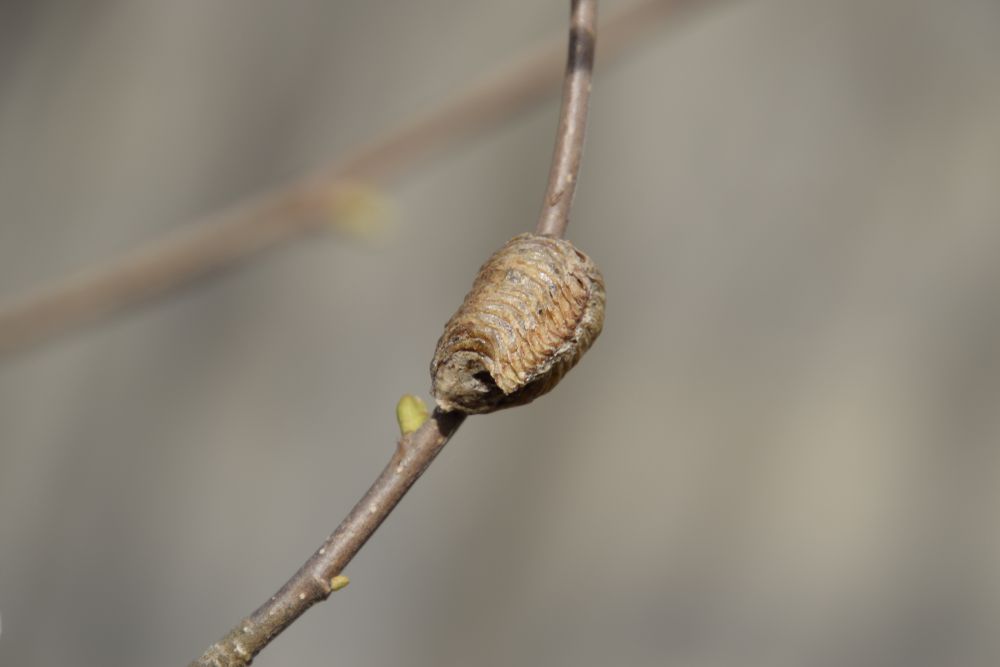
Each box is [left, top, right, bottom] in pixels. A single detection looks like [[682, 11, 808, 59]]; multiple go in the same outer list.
[[0, 0, 682, 359], [187, 3, 609, 665], [190, 410, 466, 667], [536, 0, 597, 238]]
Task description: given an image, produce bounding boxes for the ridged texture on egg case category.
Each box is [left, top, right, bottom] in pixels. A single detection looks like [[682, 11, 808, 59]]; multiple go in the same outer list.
[[431, 233, 605, 414]]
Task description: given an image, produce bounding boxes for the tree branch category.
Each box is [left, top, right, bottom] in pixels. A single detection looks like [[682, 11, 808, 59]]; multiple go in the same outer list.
[[0, 0, 683, 359], [186, 2, 615, 664], [536, 0, 597, 238], [190, 409, 466, 667]]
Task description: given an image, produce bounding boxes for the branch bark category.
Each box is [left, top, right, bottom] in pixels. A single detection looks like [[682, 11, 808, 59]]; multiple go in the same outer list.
[[536, 0, 597, 238], [0, 0, 683, 359], [187, 2, 607, 665], [190, 410, 466, 667]]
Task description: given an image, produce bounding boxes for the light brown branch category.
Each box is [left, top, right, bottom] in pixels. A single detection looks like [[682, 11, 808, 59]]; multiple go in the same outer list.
[[186, 2, 619, 664], [189, 409, 466, 667], [0, 0, 687, 359], [536, 0, 597, 239]]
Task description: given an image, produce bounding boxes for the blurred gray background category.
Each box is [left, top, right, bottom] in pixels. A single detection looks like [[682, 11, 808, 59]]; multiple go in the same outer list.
[[2, 0, 1000, 665]]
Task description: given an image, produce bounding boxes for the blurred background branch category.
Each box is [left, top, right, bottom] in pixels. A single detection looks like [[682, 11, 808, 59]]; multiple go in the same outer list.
[[0, 0, 687, 359]]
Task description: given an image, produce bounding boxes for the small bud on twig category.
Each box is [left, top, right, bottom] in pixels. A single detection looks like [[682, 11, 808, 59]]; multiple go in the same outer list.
[[396, 395, 431, 435]]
